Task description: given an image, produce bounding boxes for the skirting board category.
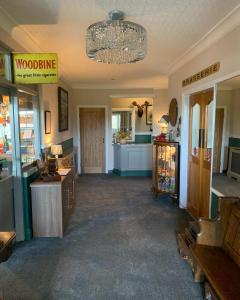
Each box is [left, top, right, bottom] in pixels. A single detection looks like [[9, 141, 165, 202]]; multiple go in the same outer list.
[[113, 169, 152, 177]]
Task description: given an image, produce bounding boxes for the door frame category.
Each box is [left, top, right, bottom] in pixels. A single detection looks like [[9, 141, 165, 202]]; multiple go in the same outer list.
[[77, 105, 108, 174], [215, 106, 227, 173]]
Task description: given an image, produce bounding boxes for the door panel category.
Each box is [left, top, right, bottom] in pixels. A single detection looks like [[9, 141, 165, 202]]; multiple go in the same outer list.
[[188, 89, 214, 218], [188, 97, 202, 217], [80, 108, 105, 173]]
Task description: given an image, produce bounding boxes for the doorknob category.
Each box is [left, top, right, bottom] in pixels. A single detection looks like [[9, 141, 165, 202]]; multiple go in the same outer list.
[[102, 138, 105, 143]]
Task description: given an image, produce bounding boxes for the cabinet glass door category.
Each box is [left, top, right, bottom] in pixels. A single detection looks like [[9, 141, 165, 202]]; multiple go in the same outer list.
[[0, 88, 12, 178], [18, 94, 37, 166]]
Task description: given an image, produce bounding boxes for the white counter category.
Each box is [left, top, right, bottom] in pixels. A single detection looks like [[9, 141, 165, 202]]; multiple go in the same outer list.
[[113, 143, 152, 176]]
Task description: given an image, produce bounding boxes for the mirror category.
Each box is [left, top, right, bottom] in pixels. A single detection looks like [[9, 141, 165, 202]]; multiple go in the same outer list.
[[112, 108, 135, 143]]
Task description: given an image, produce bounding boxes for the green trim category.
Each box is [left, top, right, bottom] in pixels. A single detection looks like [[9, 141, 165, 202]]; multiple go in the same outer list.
[[229, 137, 240, 148], [211, 192, 219, 219], [135, 135, 152, 144], [22, 170, 40, 240], [113, 169, 152, 177]]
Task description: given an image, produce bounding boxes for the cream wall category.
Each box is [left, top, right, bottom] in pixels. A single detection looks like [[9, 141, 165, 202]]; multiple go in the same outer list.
[[216, 89, 233, 170], [169, 24, 240, 209], [231, 88, 240, 138], [216, 88, 240, 170], [39, 81, 74, 149], [72, 88, 168, 172]]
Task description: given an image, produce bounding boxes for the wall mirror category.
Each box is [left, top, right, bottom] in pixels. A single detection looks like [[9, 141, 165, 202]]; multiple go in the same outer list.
[[112, 108, 135, 143]]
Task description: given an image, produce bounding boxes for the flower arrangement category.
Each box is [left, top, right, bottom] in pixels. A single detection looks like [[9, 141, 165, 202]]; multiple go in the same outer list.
[[118, 131, 128, 139]]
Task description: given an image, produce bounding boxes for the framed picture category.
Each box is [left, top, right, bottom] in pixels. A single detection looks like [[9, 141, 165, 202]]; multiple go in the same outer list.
[[146, 105, 153, 125], [45, 110, 51, 134], [58, 87, 68, 132]]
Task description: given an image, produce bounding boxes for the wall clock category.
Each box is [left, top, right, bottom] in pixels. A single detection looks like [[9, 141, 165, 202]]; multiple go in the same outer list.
[[169, 98, 178, 126]]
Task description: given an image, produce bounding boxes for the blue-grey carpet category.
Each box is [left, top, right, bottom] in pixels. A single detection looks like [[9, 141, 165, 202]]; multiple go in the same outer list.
[[0, 175, 202, 300]]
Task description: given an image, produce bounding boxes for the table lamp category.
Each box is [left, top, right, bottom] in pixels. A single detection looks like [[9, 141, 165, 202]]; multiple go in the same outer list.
[[51, 145, 63, 158]]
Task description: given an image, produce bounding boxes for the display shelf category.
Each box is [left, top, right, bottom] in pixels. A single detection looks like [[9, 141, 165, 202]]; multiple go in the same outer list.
[[152, 141, 179, 198]]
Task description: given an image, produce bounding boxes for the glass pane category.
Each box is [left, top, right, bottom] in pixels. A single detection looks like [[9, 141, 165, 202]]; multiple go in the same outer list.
[[191, 103, 200, 156], [0, 93, 12, 178], [157, 145, 176, 193], [0, 52, 12, 81], [205, 100, 214, 162], [19, 95, 36, 165]]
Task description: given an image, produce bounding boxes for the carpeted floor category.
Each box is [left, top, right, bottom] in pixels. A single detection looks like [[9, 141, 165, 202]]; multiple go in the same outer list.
[[0, 175, 202, 300]]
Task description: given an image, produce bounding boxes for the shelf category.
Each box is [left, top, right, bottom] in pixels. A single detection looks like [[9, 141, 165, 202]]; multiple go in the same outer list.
[[152, 142, 179, 198]]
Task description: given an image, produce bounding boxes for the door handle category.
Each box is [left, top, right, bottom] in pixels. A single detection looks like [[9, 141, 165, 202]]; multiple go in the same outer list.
[[102, 138, 105, 144]]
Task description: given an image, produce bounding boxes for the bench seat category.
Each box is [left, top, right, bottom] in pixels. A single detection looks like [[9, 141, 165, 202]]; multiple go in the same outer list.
[[191, 244, 240, 300]]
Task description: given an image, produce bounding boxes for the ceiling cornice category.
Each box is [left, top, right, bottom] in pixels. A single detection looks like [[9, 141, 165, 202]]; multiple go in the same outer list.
[[0, 6, 72, 85], [0, 8, 41, 52], [168, 4, 240, 75], [71, 83, 168, 90]]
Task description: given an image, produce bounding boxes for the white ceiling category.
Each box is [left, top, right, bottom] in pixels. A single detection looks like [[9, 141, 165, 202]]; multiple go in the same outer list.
[[0, 0, 240, 89]]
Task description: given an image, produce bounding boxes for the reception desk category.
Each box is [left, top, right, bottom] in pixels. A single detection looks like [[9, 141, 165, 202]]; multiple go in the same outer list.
[[113, 143, 152, 176]]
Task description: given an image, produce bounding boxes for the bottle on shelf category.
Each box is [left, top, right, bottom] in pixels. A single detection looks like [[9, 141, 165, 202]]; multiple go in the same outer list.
[[3, 135, 9, 153]]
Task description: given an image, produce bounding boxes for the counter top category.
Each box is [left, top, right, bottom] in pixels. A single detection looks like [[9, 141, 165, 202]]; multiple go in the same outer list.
[[30, 168, 72, 187], [212, 174, 240, 197]]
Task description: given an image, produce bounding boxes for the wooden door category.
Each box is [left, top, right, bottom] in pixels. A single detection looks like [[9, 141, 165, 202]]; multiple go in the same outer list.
[[188, 89, 214, 218], [213, 108, 224, 173], [80, 108, 105, 173]]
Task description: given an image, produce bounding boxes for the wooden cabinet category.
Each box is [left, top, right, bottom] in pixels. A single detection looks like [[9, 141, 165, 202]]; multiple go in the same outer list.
[[152, 141, 179, 199], [30, 169, 75, 237]]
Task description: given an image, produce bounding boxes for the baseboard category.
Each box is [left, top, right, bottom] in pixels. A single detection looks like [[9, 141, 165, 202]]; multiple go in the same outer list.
[[113, 169, 152, 177]]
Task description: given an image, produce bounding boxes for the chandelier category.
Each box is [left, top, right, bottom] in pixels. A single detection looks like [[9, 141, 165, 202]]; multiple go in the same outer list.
[[86, 10, 147, 64]]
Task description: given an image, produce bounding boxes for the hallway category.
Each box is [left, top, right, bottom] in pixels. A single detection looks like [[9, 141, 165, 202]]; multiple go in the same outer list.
[[0, 175, 202, 300]]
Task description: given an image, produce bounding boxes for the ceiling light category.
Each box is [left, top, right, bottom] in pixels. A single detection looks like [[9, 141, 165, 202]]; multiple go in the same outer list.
[[86, 10, 147, 64]]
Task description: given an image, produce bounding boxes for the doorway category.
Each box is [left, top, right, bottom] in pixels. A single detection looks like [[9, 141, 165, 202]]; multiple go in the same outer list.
[[188, 88, 214, 218], [79, 108, 105, 173]]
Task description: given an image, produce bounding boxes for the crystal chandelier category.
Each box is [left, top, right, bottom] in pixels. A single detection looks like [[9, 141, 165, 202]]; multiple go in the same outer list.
[[86, 10, 147, 64]]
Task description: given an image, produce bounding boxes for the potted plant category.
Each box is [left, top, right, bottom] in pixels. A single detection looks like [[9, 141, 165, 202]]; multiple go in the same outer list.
[[118, 131, 128, 144]]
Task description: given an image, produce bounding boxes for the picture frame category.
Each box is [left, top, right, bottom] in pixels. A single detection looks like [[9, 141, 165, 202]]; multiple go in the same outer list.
[[58, 87, 68, 132], [44, 110, 51, 134], [146, 105, 153, 125]]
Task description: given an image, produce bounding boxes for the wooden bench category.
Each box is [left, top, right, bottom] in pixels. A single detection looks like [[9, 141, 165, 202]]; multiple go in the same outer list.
[[190, 199, 240, 300]]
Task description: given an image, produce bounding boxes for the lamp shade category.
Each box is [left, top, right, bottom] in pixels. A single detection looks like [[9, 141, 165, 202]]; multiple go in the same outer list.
[[51, 145, 63, 156]]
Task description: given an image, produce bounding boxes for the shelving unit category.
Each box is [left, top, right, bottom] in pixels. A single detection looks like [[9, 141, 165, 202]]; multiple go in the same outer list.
[[19, 110, 35, 164], [152, 141, 179, 199]]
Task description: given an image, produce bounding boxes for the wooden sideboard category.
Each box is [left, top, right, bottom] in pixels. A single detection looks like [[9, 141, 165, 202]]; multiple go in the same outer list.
[[30, 169, 75, 238]]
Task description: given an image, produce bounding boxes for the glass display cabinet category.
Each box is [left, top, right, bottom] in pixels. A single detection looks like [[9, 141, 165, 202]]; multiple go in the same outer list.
[[152, 141, 179, 199], [18, 93, 39, 166]]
